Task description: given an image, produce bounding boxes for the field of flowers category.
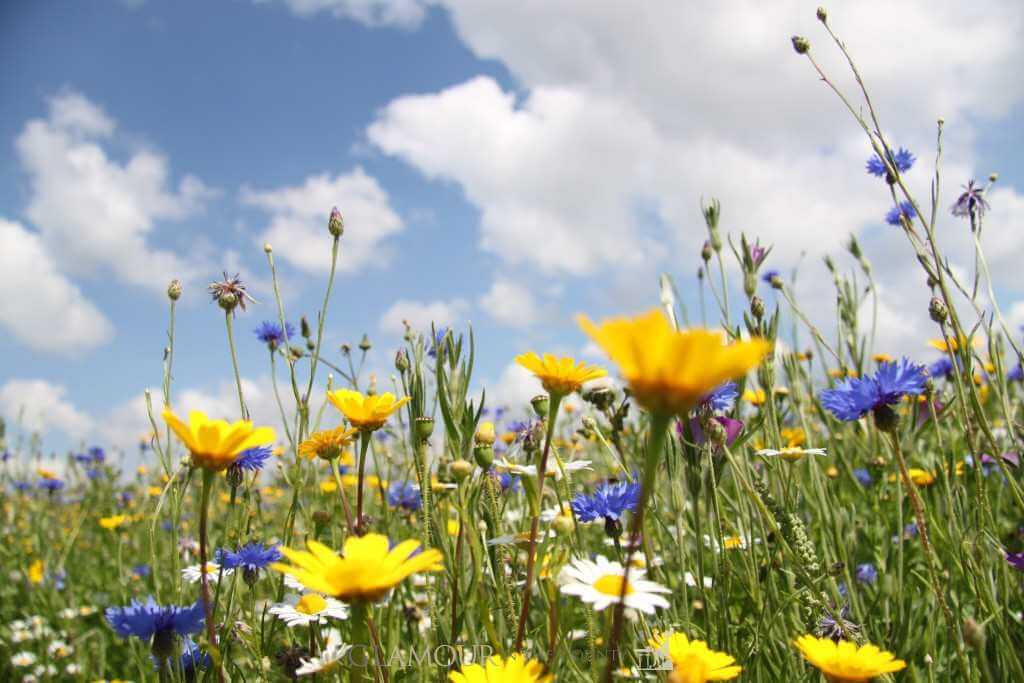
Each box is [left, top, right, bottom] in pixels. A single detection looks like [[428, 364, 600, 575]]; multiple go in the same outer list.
[[2, 11, 1022, 683]]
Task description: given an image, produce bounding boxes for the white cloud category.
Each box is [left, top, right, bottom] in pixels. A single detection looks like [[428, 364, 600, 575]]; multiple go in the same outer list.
[[0, 379, 94, 440], [379, 297, 468, 336], [0, 218, 114, 354], [487, 361, 542, 411], [479, 277, 539, 328], [243, 168, 404, 275], [260, 0, 428, 28], [15, 90, 217, 291]]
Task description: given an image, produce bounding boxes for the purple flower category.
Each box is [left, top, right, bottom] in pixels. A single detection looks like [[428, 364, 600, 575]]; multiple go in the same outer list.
[[571, 479, 641, 525], [866, 147, 915, 178], [254, 321, 294, 349], [387, 481, 422, 512], [928, 357, 954, 379], [686, 416, 743, 448], [761, 269, 780, 284], [216, 542, 282, 583], [105, 597, 205, 641], [820, 358, 926, 422], [229, 446, 272, 475], [700, 382, 738, 413], [1006, 552, 1024, 572], [853, 468, 873, 487], [951, 180, 990, 218], [855, 563, 877, 585]]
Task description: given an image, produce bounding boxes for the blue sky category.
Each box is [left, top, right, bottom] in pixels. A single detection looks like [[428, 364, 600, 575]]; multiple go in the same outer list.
[[2, 0, 1023, 456]]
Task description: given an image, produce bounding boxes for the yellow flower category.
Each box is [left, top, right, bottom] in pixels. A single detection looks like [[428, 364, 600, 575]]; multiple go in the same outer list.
[[793, 635, 906, 682], [147, 486, 163, 497], [515, 352, 607, 396], [928, 335, 978, 352], [780, 427, 806, 448], [449, 653, 553, 683], [99, 514, 128, 530], [162, 409, 276, 471], [37, 468, 59, 480], [136, 465, 148, 476], [742, 388, 766, 405], [872, 353, 894, 363], [273, 534, 442, 603], [475, 421, 496, 445], [579, 310, 769, 416], [447, 519, 461, 537], [298, 426, 359, 460], [320, 480, 338, 493], [908, 468, 935, 487], [649, 631, 741, 683], [28, 559, 44, 585], [327, 389, 410, 431]]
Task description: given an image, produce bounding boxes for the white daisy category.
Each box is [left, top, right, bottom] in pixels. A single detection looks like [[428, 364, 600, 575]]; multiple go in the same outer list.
[[683, 572, 714, 589], [64, 664, 81, 676], [11, 630, 32, 643], [559, 556, 670, 616], [47, 640, 73, 658], [57, 608, 77, 620], [181, 562, 234, 584], [756, 447, 828, 462], [703, 533, 758, 553], [269, 594, 349, 627], [11, 652, 36, 668], [493, 457, 592, 481], [295, 628, 352, 676]]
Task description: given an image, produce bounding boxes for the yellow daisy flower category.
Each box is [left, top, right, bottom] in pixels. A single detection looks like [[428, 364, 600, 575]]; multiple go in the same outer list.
[[514, 352, 607, 397], [326, 389, 410, 431], [927, 335, 978, 352], [98, 515, 128, 530], [272, 533, 442, 603], [872, 353, 894, 363], [161, 409, 276, 471], [28, 559, 44, 585], [578, 309, 769, 416], [649, 631, 741, 683], [298, 426, 359, 461], [742, 388, 767, 405], [449, 653, 553, 683], [794, 635, 906, 682]]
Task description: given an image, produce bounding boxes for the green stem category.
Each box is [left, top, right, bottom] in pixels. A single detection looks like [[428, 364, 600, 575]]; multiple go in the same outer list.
[[224, 312, 249, 421]]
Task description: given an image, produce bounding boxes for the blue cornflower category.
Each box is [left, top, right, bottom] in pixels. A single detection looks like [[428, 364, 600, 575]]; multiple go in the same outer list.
[[928, 357, 954, 379], [885, 201, 916, 226], [1008, 364, 1023, 382], [387, 481, 422, 512], [74, 452, 93, 464], [38, 479, 65, 492], [1, 451, 9, 462], [571, 479, 641, 534], [88, 446, 106, 463], [217, 542, 282, 582], [761, 269, 780, 284], [866, 147, 915, 177], [254, 321, 294, 349], [855, 563, 877, 585], [133, 564, 152, 578], [820, 358, 926, 422], [13, 481, 32, 492], [951, 180, 990, 218], [428, 327, 449, 358], [498, 471, 521, 493], [700, 382, 738, 413], [852, 468, 873, 487], [105, 597, 205, 641], [229, 445, 272, 474], [86, 468, 104, 480]]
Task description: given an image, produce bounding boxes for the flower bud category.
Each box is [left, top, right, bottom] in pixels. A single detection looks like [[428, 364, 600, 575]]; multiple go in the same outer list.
[[167, 279, 182, 301], [359, 334, 372, 352], [217, 291, 238, 312], [604, 516, 623, 539], [312, 510, 332, 526], [816, 7, 827, 22], [928, 297, 948, 324], [701, 240, 713, 262], [751, 295, 765, 320], [872, 405, 900, 433], [552, 514, 575, 535], [263, 242, 273, 253], [395, 349, 409, 373], [451, 459, 474, 481], [328, 206, 344, 237], [531, 394, 550, 418], [963, 617, 985, 649], [473, 443, 494, 470], [226, 465, 244, 489], [989, 173, 999, 183], [791, 35, 810, 54], [475, 422, 496, 446], [415, 416, 435, 442]]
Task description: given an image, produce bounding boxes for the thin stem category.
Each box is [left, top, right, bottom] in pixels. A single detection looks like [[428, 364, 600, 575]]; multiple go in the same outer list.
[[224, 312, 249, 420]]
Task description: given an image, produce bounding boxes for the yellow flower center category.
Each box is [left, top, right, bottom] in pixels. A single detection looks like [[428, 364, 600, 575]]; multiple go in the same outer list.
[[296, 594, 327, 615], [780, 447, 804, 462], [723, 536, 743, 550], [593, 574, 633, 597]]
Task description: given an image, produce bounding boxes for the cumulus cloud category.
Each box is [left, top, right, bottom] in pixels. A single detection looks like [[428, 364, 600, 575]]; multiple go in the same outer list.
[[378, 298, 468, 336], [479, 277, 539, 328], [0, 379, 95, 440], [15, 90, 217, 292], [0, 218, 114, 354], [243, 168, 404, 275], [257, 0, 429, 28]]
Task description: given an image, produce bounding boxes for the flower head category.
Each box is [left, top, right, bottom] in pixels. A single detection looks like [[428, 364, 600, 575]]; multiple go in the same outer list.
[[229, 445, 272, 474], [855, 563, 877, 585], [217, 542, 282, 579], [793, 635, 906, 682], [1005, 552, 1024, 572], [952, 180, 991, 218], [701, 382, 738, 413], [570, 480, 641, 524], [559, 555, 670, 616], [449, 653, 553, 683], [885, 201, 916, 226], [326, 390, 410, 431], [162, 409, 276, 471], [820, 359, 926, 422], [866, 147, 915, 177], [272, 534, 443, 603], [515, 352, 607, 397], [756, 447, 828, 462], [99, 514, 129, 530], [578, 310, 770, 416], [254, 321, 294, 349], [269, 594, 349, 627], [649, 631, 741, 683], [927, 357, 954, 379], [105, 597, 205, 641], [208, 272, 255, 313], [387, 481, 422, 512], [298, 426, 359, 460]]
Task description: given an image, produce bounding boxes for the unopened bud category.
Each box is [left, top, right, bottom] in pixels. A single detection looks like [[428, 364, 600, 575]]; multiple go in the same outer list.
[[311, 510, 332, 526], [475, 422, 496, 446], [963, 617, 986, 649], [701, 240, 713, 262], [395, 349, 409, 373], [263, 242, 273, 253], [929, 297, 948, 324], [451, 459, 474, 481], [359, 334, 372, 352], [415, 416, 434, 442], [328, 206, 344, 237], [816, 7, 827, 22], [167, 279, 182, 301], [552, 514, 575, 535], [751, 295, 765, 320], [531, 394, 550, 418], [989, 173, 999, 183], [300, 316, 312, 338], [473, 443, 494, 470], [218, 292, 238, 312], [791, 35, 810, 54]]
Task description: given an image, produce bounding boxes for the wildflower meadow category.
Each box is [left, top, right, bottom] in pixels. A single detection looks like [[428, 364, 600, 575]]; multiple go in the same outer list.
[[3, 6, 1024, 683]]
